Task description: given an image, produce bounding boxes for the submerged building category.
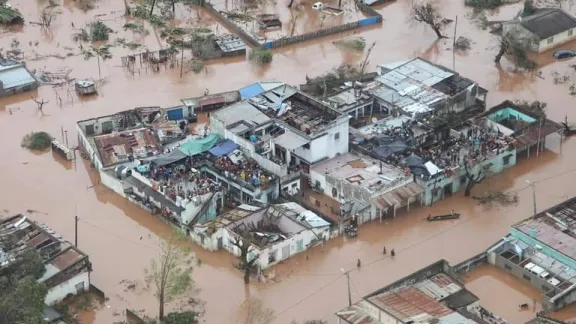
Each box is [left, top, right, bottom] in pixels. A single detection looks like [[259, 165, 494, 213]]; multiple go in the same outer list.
[[371, 57, 488, 119], [77, 107, 280, 231], [190, 202, 333, 270], [0, 60, 38, 97], [489, 196, 576, 311], [0, 215, 91, 305], [210, 84, 350, 193], [336, 259, 506, 324]]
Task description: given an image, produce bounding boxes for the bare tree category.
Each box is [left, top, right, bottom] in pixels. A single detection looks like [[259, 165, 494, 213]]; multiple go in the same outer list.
[[463, 162, 491, 197], [494, 34, 537, 70], [144, 231, 195, 320], [231, 233, 259, 284], [238, 297, 276, 324], [412, 2, 449, 39], [39, 8, 54, 28], [32, 98, 49, 116]]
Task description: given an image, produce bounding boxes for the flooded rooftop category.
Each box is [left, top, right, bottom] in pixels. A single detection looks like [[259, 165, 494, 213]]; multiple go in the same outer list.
[[514, 196, 576, 261]]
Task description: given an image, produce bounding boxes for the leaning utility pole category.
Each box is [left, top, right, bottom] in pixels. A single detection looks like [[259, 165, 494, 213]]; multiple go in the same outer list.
[[344, 270, 352, 307], [74, 205, 79, 247]]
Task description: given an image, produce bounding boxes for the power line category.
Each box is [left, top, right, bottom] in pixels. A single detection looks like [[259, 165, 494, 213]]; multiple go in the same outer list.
[[78, 218, 161, 251], [276, 164, 576, 315], [276, 274, 345, 316]]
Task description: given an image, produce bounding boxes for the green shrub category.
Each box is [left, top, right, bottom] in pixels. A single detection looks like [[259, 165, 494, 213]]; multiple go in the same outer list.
[[89, 20, 113, 41], [465, 0, 503, 9], [21, 132, 53, 151], [249, 49, 273, 65]]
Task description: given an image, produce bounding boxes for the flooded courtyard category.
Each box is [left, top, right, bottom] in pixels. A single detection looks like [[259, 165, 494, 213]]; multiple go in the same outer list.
[[3, 0, 576, 323]]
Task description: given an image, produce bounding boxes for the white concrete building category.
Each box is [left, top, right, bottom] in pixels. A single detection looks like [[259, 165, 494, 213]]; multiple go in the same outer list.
[[210, 84, 350, 193], [190, 203, 332, 270], [310, 152, 424, 222], [0, 215, 91, 305], [503, 8, 576, 53]]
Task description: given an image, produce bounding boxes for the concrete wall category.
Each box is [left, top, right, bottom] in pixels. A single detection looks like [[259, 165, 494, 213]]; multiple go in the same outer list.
[[99, 170, 128, 197], [509, 228, 576, 269], [538, 27, 576, 53], [45, 271, 90, 305], [422, 147, 517, 205], [199, 0, 260, 47], [263, 13, 382, 49], [77, 124, 104, 170], [503, 23, 576, 53], [492, 253, 561, 305], [222, 226, 329, 270]]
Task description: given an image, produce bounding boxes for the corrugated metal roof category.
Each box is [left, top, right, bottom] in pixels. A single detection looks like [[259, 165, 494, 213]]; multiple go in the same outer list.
[[212, 101, 271, 126], [0, 65, 36, 90], [415, 273, 462, 300], [368, 287, 454, 322], [214, 34, 246, 52], [239, 83, 265, 100], [336, 301, 384, 324], [374, 182, 424, 209]]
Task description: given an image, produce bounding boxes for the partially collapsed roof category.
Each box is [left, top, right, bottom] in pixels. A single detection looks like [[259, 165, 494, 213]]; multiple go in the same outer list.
[[520, 8, 576, 39]]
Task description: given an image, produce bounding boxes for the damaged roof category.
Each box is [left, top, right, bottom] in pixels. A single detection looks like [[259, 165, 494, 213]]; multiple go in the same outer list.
[[520, 8, 576, 39]]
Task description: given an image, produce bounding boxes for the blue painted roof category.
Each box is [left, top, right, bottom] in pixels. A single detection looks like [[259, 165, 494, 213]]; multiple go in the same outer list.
[[239, 82, 266, 100]]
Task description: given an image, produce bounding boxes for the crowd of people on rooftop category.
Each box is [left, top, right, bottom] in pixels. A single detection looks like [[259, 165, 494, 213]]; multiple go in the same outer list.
[[147, 158, 222, 203], [209, 154, 270, 187], [368, 122, 514, 174]]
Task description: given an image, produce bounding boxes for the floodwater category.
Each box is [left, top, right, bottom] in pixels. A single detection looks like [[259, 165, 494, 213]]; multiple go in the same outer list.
[[463, 264, 543, 323], [3, 0, 576, 323]]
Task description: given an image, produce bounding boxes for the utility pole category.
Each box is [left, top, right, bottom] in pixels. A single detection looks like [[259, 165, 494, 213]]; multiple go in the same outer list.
[[452, 16, 458, 71], [527, 180, 537, 219], [74, 205, 79, 247], [342, 269, 352, 307]]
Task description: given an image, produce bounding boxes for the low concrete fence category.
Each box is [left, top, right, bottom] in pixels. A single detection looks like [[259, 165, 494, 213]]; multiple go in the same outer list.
[[263, 3, 382, 49], [200, 1, 260, 47], [454, 251, 488, 274]]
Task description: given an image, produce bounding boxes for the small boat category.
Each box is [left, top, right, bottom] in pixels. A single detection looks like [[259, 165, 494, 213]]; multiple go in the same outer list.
[[427, 213, 460, 221]]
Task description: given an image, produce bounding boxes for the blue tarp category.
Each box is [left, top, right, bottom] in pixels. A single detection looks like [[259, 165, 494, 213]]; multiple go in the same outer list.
[[209, 140, 239, 157], [239, 83, 265, 100]]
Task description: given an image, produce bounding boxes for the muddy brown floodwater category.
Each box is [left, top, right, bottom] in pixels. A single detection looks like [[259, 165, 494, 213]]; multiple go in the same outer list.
[[3, 0, 576, 323]]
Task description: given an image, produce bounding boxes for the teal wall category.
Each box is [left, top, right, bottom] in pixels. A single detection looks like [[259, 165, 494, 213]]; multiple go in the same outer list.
[[422, 148, 517, 205], [196, 193, 221, 224], [509, 227, 576, 269], [488, 107, 536, 124]]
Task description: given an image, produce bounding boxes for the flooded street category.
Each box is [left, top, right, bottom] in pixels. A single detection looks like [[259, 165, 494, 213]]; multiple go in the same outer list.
[[3, 0, 576, 323]]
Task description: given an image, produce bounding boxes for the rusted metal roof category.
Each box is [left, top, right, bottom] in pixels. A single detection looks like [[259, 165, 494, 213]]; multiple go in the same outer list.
[[336, 302, 383, 324], [368, 287, 454, 322], [415, 273, 462, 300], [199, 96, 225, 107], [49, 248, 83, 270], [374, 181, 424, 209]]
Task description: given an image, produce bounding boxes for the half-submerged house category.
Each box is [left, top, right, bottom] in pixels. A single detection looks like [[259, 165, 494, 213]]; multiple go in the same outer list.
[[503, 8, 576, 53], [190, 203, 332, 270]]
